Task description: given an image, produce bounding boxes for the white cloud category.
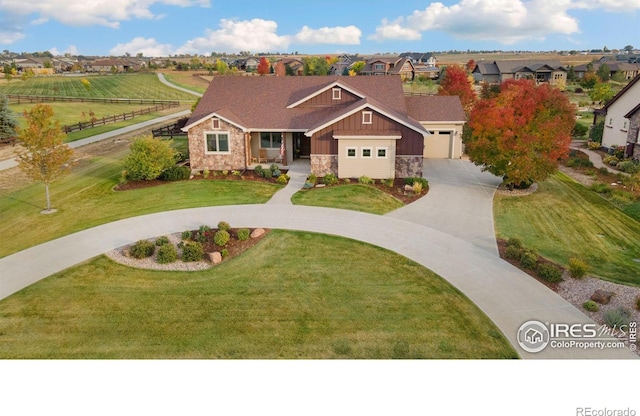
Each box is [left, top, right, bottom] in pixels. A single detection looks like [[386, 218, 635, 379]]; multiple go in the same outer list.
[[110, 37, 174, 57], [370, 0, 640, 44], [49, 45, 79, 56], [177, 19, 291, 54], [294, 25, 362, 45]]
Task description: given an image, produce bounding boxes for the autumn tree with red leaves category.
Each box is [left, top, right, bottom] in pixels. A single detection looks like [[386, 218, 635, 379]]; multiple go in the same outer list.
[[257, 57, 271, 75], [465, 79, 575, 189], [438, 64, 476, 114]]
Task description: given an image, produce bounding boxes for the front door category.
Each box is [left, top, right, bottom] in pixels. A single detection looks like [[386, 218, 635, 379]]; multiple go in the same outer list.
[[294, 132, 311, 158]]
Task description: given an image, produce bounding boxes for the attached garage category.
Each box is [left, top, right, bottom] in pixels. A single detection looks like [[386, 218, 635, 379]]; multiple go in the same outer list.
[[336, 137, 397, 179], [424, 130, 455, 159]]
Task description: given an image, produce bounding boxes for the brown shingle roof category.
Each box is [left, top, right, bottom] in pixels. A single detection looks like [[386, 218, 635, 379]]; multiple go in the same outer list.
[[405, 95, 466, 123]]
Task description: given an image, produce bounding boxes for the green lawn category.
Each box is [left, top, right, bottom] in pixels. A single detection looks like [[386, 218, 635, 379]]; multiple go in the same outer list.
[[0, 145, 281, 257], [291, 184, 404, 215], [494, 172, 640, 286], [0, 230, 517, 359]]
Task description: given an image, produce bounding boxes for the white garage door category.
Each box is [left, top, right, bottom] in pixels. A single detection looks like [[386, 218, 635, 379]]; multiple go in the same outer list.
[[424, 131, 452, 159]]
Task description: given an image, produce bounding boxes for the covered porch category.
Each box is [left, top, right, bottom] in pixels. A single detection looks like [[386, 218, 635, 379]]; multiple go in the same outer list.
[[244, 131, 310, 168]]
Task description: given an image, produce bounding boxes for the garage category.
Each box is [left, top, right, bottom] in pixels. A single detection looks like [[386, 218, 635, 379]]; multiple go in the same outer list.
[[337, 138, 397, 179], [424, 130, 454, 159]]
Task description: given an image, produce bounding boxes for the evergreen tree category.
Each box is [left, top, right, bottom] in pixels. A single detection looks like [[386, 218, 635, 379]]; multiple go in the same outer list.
[[0, 95, 18, 141]]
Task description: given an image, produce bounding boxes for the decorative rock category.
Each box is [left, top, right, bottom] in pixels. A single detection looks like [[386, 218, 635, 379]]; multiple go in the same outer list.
[[250, 228, 265, 238], [208, 252, 222, 264], [316, 184, 325, 188], [590, 289, 614, 304], [404, 184, 414, 191]]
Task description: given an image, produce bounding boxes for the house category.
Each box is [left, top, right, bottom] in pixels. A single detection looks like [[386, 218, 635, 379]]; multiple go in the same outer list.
[[399, 52, 437, 67], [405, 96, 466, 159], [274, 58, 304, 76], [573, 60, 640, 80], [233, 57, 260, 72], [596, 74, 640, 155], [472, 60, 568, 87], [330, 54, 362, 76], [360, 57, 415, 81], [182, 76, 461, 179]]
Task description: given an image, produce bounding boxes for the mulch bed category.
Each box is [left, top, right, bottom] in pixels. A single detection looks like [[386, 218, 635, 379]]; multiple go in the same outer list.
[[185, 227, 269, 262], [496, 238, 563, 292], [114, 170, 284, 191], [370, 179, 428, 204]]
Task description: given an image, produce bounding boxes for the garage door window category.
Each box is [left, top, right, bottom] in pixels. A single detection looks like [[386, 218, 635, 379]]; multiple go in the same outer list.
[[347, 147, 357, 158], [376, 147, 387, 158], [362, 148, 372, 158]]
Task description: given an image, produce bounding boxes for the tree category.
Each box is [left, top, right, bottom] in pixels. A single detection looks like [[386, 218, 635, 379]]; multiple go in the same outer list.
[[465, 79, 575, 189], [16, 104, 74, 212], [596, 63, 610, 82], [215, 59, 228, 75], [624, 45, 634, 53], [0, 95, 18, 141], [437, 64, 476, 114], [466, 59, 476, 72], [580, 71, 599, 89], [303, 56, 330, 75], [567, 65, 576, 82], [257, 57, 270, 76], [350, 61, 366, 74], [123, 135, 176, 181], [589, 83, 615, 104]]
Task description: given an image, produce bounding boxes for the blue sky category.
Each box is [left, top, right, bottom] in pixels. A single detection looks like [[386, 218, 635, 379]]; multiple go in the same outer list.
[[0, 0, 639, 56]]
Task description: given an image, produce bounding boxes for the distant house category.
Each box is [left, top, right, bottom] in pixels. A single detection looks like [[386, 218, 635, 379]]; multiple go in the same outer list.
[[182, 76, 452, 179], [275, 58, 304, 76], [596, 74, 640, 156], [86, 58, 141, 73], [330, 54, 362, 76], [360, 57, 415, 81], [233, 57, 260, 72], [472, 60, 568, 87], [399, 52, 437, 67], [573, 60, 640, 80]]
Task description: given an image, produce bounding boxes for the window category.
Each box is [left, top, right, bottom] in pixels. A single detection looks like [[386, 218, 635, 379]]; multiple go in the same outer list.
[[212, 118, 220, 129], [332, 88, 341, 100], [622, 121, 628, 131], [376, 147, 387, 158], [362, 111, 373, 125], [346, 147, 357, 158], [361, 147, 372, 158], [206, 132, 230, 153], [374, 63, 385, 71], [260, 132, 283, 149]]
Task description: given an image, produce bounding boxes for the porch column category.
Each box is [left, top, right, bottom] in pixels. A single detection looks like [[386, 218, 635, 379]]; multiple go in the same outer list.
[[245, 132, 251, 168]]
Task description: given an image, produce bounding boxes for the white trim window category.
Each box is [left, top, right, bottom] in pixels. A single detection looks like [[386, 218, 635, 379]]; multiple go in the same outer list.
[[361, 147, 372, 158], [346, 147, 357, 158], [332, 88, 341, 100], [205, 131, 230, 153], [362, 111, 373, 125], [607, 117, 613, 127], [376, 147, 388, 159], [622, 120, 628, 132]]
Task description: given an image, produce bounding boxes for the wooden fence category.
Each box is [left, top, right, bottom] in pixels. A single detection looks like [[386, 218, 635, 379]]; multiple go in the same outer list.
[[62, 102, 180, 134], [6, 94, 180, 106]]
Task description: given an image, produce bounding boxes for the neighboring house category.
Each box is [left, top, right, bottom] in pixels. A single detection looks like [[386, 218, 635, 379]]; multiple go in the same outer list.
[[405, 96, 466, 159], [182, 76, 448, 179], [573, 60, 640, 80], [399, 52, 437, 67], [274, 58, 304, 76], [360, 57, 415, 81], [233, 57, 260, 71], [330, 54, 362, 76], [472, 60, 568, 87], [86, 59, 133, 73], [597, 74, 640, 155]]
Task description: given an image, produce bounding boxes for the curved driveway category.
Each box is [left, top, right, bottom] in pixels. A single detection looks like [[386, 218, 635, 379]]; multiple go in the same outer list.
[[1, 159, 635, 359]]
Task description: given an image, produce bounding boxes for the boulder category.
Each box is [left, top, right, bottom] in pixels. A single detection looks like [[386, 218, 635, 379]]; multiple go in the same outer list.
[[404, 184, 414, 191], [250, 228, 265, 239], [590, 289, 614, 305], [208, 252, 222, 264]]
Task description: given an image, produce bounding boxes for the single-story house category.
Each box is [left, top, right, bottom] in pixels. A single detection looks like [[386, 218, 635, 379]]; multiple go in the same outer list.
[[399, 52, 437, 67], [473, 60, 567, 87], [360, 57, 415, 81], [183, 76, 465, 179], [596, 74, 640, 155], [573, 60, 640, 80]]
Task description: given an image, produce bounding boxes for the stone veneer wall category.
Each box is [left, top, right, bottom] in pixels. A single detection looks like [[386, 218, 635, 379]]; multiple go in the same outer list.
[[310, 155, 338, 176], [188, 119, 246, 172], [628, 111, 640, 160], [395, 156, 424, 178]]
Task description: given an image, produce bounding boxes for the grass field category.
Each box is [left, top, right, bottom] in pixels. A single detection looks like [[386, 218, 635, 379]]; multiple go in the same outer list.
[[0, 230, 517, 359], [494, 172, 640, 286], [161, 71, 209, 94], [0, 144, 281, 258], [0, 73, 198, 102], [291, 184, 404, 215]]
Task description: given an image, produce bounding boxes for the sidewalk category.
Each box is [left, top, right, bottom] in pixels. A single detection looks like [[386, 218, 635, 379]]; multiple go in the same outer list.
[[570, 140, 629, 176], [265, 159, 310, 205]]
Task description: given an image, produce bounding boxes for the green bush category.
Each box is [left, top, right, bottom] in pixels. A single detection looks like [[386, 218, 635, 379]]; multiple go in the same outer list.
[[536, 263, 563, 283], [155, 236, 170, 246], [572, 122, 589, 138], [159, 165, 190, 181], [307, 173, 317, 184], [322, 173, 338, 186], [237, 228, 250, 241], [254, 165, 263, 174], [181, 230, 192, 240], [568, 257, 588, 278], [603, 155, 619, 166], [262, 169, 273, 179], [590, 182, 612, 195], [506, 237, 523, 249], [519, 250, 538, 269], [505, 245, 523, 260], [617, 160, 639, 174], [383, 178, 394, 187], [123, 135, 176, 181], [587, 140, 601, 150], [156, 243, 177, 264], [182, 242, 204, 262], [566, 157, 593, 168], [276, 174, 288, 185], [358, 175, 374, 185], [582, 300, 599, 312], [404, 177, 428, 188], [217, 221, 231, 231], [271, 168, 282, 177], [270, 164, 279, 172], [214, 230, 230, 246], [604, 307, 632, 329], [129, 239, 155, 259], [221, 248, 229, 258]]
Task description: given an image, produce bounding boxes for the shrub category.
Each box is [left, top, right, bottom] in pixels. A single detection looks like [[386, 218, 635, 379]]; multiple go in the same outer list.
[[568, 257, 588, 278], [617, 160, 639, 174], [270, 164, 279, 172], [603, 155, 619, 166], [343, 178, 351, 184], [590, 182, 612, 195], [519, 250, 538, 270], [536, 263, 563, 282], [217, 221, 231, 231], [262, 169, 272, 179], [271, 168, 282, 177], [214, 230, 230, 246], [587, 140, 601, 150], [358, 175, 373, 185], [307, 173, 317, 184], [412, 181, 423, 194], [574, 87, 584, 93], [604, 307, 632, 329], [182, 242, 204, 262], [322, 173, 338, 186], [129, 239, 155, 259], [123, 135, 176, 181], [566, 157, 593, 168], [221, 248, 229, 258], [155, 236, 170, 246], [159, 165, 190, 181], [181, 230, 192, 240], [254, 165, 263, 174], [572, 122, 589, 138], [276, 174, 288, 185], [203, 169, 210, 178], [237, 228, 250, 241], [383, 178, 394, 187], [505, 245, 523, 260], [232, 170, 242, 176], [582, 300, 599, 312], [506, 237, 523, 250], [156, 243, 177, 264], [610, 145, 625, 159]]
